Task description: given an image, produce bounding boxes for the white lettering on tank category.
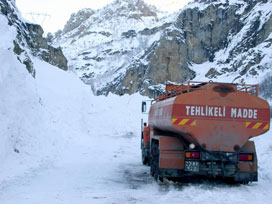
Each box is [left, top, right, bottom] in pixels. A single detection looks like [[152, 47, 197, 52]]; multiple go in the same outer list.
[[191, 106, 195, 116], [214, 107, 218, 117], [159, 108, 163, 116], [248, 109, 253, 118], [243, 109, 248, 118], [195, 106, 201, 116], [201, 106, 205, 116], [254, 109, 258, 119], [184, 106, 259, 120], [209, 107, 213, 116], [231, 108, 237, 118], [218, 107, 222, 117], [186, 106, 190, 115], [237, 108, 242, 118]]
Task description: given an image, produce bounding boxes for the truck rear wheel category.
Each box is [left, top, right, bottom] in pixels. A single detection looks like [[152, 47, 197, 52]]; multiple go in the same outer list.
[[142, 148, 149, 165], [151, 140, 162, 181], [141, 138, 149, 165]]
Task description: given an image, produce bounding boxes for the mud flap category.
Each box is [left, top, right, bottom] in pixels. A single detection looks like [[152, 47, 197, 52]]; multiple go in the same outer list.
[[159, 136, 185, 170]]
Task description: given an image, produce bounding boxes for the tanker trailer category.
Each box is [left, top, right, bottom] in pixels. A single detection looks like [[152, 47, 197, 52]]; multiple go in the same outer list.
[[141, 81, 270, 183]]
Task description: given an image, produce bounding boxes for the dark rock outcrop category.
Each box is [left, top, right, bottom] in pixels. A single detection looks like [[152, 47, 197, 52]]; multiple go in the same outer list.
[[25, 23, 68, 70]]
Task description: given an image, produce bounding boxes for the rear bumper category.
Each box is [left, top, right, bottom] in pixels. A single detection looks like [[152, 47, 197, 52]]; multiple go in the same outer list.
[[159, 168, 257, 182], [159, 151, 258, 182], [156, 138, 258, 182]]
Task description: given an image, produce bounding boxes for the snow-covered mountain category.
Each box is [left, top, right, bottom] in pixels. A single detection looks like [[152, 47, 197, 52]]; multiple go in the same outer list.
[[52, 0, 169, 95], [53, 0, 272, 96]]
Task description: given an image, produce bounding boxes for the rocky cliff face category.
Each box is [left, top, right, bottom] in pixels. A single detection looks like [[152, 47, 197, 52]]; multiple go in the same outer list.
[[53, 0, 272, 96], [0, 0, 67, 77]]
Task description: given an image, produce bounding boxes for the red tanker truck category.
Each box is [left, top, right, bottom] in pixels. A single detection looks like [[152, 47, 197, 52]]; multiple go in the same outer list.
[[141, 81, 270, 183]]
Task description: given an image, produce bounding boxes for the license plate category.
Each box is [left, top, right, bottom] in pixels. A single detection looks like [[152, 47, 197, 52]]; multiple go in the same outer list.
[[185, 161, 199, 172]]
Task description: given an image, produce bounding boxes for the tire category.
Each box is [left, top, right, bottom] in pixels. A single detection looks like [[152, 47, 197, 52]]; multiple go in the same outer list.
[[141, 138, 149, 165], [151, 141, 163, 181], [142, 147, 149, 165], [150, 141, 155, 177]]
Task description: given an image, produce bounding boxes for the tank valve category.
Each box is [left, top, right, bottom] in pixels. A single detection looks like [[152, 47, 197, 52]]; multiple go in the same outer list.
[[189, 143, 196, 149]]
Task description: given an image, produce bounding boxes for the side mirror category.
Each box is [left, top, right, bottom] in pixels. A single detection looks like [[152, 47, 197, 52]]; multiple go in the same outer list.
[[142, 101, 147, 113]]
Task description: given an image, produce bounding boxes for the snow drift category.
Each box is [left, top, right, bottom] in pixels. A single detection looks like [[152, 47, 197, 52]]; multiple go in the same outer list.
[[0, 9, 93, 178]]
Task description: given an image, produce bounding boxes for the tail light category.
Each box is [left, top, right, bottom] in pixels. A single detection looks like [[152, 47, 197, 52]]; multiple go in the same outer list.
[[185, 152, 200, 159], [239, 153, 254, 161]]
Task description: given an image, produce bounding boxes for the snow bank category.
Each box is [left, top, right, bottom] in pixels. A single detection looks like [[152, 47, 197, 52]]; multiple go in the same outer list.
[[0, 11, 95, 180], [0, 52, 93, 178]]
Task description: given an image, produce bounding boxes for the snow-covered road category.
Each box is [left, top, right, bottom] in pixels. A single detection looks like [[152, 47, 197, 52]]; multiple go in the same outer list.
[[0, 132, 150, 204], [1, 100, 272, 204]]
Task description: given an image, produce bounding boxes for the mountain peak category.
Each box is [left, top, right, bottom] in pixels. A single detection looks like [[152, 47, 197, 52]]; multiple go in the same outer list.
[[62, 8, 95, 34], [102, 0, 159, 19], [55, 0, 161, 39]]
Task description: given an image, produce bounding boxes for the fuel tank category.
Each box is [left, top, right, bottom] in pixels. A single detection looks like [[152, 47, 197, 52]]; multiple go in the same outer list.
[[148, 82, 270, 152]]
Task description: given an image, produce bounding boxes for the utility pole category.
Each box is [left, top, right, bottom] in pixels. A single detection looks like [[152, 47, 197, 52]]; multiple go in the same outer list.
[[26, 12, 51, 26]]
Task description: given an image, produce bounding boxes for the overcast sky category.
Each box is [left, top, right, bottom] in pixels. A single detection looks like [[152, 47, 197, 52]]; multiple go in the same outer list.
[[16, 0, 191, 33]]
